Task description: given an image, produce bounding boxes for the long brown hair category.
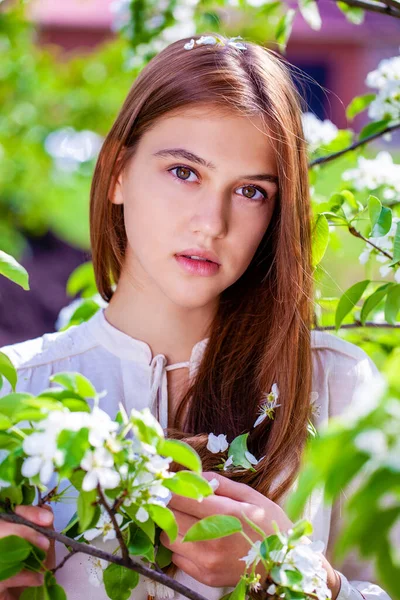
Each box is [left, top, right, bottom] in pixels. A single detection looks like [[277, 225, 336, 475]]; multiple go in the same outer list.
[[90, 34, 313, 507]]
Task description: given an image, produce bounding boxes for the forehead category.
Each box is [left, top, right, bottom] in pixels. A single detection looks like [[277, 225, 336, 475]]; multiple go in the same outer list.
[[142, 104, 277, 172]]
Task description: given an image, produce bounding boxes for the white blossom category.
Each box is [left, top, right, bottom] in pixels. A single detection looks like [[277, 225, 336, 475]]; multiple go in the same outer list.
[[310, 391, 321, 418], [253, 383, 281, 427], [85, 556, 108, 587], [143, 576, 175, 599], [343, 152, 400, 197], [223, 455, 234, 471], [22, 431, 64, 485], [207, 433, 229, 453], [239, 540, 262, 569], [136, 506, 149, 523], [88, 406, 119, 448], [83, 510, 124, 543], [366, 55, 400, 122], [301, 112, 338, 152], [80, 447, 120, 492], [244, 450, 259, 465]]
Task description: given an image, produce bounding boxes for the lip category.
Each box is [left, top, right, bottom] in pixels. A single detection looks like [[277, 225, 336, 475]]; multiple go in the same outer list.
[[175, 248, 221, 265]]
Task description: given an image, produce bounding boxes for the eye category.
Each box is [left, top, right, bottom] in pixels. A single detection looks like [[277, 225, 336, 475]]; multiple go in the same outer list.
[[236, 185, 268, 202], [168, 166, 198, 183]]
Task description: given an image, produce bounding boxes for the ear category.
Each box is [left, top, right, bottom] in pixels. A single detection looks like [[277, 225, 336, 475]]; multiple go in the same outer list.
[[109, 171, 124, 205], [109, 148, 127, 205]]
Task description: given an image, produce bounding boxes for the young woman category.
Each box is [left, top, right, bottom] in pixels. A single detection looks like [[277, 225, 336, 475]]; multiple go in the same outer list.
[[0, 33, 393, 600]]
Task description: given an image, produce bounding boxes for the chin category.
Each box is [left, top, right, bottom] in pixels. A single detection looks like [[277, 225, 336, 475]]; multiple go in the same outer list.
[[163, 284, 222, 311]]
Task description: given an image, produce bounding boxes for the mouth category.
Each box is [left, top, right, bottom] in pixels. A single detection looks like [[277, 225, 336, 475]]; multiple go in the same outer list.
[[175, 249, 221, 266]]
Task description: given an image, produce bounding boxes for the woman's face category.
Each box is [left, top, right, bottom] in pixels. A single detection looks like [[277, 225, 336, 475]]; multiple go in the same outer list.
[[111, 104, 279, 310]]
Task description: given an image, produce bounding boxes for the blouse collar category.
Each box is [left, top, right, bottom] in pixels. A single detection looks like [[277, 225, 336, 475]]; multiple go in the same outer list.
[[86, 308, 209, 373]]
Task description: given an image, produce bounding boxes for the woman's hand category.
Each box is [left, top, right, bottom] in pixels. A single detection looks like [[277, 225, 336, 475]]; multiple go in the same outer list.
[[0, 505, 54, 600], [160, 471, 294, 588]]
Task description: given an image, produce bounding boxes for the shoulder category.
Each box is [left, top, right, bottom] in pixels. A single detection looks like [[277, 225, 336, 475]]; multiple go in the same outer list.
[[0, 320, 98, 372], [310, 329, 381, 420]]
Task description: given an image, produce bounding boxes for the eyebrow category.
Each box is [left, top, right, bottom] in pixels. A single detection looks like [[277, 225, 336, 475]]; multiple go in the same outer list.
[[152, 148, 279, 185]]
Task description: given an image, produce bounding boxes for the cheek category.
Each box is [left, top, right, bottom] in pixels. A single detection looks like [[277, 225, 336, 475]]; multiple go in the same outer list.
[[233, 209, 273, 265]]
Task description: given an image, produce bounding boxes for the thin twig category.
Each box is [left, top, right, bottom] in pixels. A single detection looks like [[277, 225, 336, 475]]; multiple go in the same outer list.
[[97, 485, 129, 564], [381, 0, 400, 10], [51, 549, 78, 574], [0, 512, 209, 600], [348, 226, 393, 260], [316, 322, 400, 329], [309, 122, 400, 168], [333, 0, 400, 18], [40, 486, 59, 506]]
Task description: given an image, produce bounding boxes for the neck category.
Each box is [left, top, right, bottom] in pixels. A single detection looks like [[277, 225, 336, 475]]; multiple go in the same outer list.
[[104, 264, 217, 365]]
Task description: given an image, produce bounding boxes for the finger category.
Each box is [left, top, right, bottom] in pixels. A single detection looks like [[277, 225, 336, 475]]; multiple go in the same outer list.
[[172, 508, 197, 536], [0, 522, 50, 552], [14, 505, 54, 527], [171, 552, 207, 584], [0, 569, 44, 590], [159, 528, 209, 559], [202, 472, 264, 504], [168, 491, 240, 520]]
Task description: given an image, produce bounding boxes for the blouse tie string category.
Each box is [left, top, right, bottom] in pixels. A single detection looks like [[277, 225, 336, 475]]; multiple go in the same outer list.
[[149, 354, 190, 431]]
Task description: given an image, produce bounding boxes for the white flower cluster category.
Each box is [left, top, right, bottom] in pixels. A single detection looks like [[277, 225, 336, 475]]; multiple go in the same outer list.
[[21, 406, 120, 487], [358, 216, 400, 282], [44, 127, 103, 173], [240, 539, 332, 600], [342, 151, 400, 201], [301, 112, 339, 152], [366, 53, 400, 123]]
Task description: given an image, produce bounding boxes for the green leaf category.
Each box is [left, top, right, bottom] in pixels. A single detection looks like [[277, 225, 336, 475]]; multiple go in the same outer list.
[[103, 563, 139, 600], [0, 561, 24, 581], [20, 586, 46, 600], [163, 471, 213, 500], [127, 523, 154, 561], [147, 504, 178, 543], [228, 433, 256, 470], [368, 195, 392, 237], [0, 251, 29, 290], [230, 577, 247, 600], [260, 534, 283, 559], [388, 221, 400, 267], [359, 119, 391, 141], [346, 94, 376, 120], [0, 484, 23, 505], [337, 1, 364, 23], [384, 284, 400, 325], [298, 0, 321, 29], [335, 280, 370, 330], [368, 195, 382, 230], [38, 389, 90, 413], [312, 214, 329, 267], [183, 515, 242, 542], [57, 428, 89, 472], [157, 438, 201, 473], [50, 372, 97, 399], [155, 543, 172, 568], [0, 536, 31, 563], [275, 9, 296, 53], [62, 299, 100, 330], [77, 488, 97, 532], [288, 519, 313, 542], [66, 262, 97, 298], [360, 284, 392, 325], [0, 352, 17, 392]]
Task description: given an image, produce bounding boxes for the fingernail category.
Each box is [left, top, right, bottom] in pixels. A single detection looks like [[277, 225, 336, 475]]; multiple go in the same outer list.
[[36, 535, 50, 550], [38, 510, 53, 526]]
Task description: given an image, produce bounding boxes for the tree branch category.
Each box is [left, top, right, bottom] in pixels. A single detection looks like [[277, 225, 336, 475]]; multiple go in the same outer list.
[[51, 549, 78, 574], [0, 512, 209, 600], [97, 485, 129, 564], [333, 0, 400, 18], [316, 321, 400, 329], [348, 225, 393, 260], [309, 122, 400, 168], [380, 0, 400, 11]]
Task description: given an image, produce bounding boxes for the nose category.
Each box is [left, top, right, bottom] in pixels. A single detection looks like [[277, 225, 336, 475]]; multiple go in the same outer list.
[[190, 192, 228, 240]]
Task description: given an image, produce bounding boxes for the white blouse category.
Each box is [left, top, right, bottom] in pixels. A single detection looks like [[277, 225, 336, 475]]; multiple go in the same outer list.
[[0, 308, 393, 600]]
